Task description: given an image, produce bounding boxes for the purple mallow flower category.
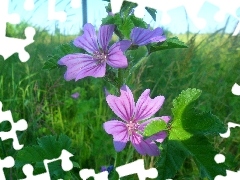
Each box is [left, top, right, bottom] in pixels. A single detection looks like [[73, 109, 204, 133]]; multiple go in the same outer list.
[[58, 23, 131, 81], [71, 92, 80, 99], [130, 27, 166, 46], [103, 85, 170, 156], [100, 165, 114, 173]]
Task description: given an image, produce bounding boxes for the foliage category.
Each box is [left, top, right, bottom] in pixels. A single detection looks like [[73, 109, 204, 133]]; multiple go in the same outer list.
[[1, 1, 240, 179]]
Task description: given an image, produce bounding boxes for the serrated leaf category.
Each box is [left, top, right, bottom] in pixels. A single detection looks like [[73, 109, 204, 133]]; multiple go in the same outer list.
[[102, 14, 116, 25], [129, 15, 148, 28], [16, 134, 73, 168], [118, 17, 134, 38], [182, 109, 226, 135], [157, 140, 189, 180], [149, 37, 188, 53], [172, 88, 202, 119], [43, 42, 82, 71], [143, 120, 167, 137], [42, 55, 60, 70], [183, 136, 227, 179], [158, 89, 227, 179], [145, 7, 157, 21], [103, 14, 135, 39]]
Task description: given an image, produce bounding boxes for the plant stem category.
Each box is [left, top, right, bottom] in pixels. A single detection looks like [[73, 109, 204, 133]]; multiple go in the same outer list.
[[113, 152, 121, 180], [118, 69, 124, 90]]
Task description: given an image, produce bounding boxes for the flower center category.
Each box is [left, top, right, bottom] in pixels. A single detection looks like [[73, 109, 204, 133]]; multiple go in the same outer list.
[[93, 51, 107, 65], [126, 121, 139, 135]]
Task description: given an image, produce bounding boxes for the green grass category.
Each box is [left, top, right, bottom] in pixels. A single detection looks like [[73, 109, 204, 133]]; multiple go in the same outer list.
[[0, 23, 240, 179]]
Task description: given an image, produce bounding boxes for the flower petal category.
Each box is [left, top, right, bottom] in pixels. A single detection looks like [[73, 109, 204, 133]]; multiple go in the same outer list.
[[135, 89, 165, 121], [103, 120, 129, 151], [130, 132, 160, 156], [146, 131, 167, 143], [106, 85, 135, 121], [58, 53, 95, 81], [107, 40, 131, 68], [75, 62, 106, 81], [131, 27, 166, 46], [98, 25, 115, 52], [73, 23, 99, 54]]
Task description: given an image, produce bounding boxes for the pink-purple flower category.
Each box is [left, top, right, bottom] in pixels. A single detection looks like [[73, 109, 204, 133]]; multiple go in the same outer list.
[[71, 92, 80, 99], [103, 85, 170, 156], [130, 27, 166, 46], [58, 23, 131, 81]]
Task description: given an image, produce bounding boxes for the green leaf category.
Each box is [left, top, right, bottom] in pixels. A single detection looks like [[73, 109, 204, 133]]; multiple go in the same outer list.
[[129, 15, 148, 28], [172, 88, 202, 121], [183, 136, 227, 179], [149, 37, 188, 54], [158, 140, 189, 180], [102, 14, 135, 39], [118, 17, 134, 38], [143, 120, 167, 137], [43, 42, 82, 71], [102, 14, 116, 25], [120, 1, 137, 17], [42, 55, 60, 70], [15, 134, 78, 179], [182, 109, 227, 136], [157, 89, 227, 179], [145, 7, 157, 21]]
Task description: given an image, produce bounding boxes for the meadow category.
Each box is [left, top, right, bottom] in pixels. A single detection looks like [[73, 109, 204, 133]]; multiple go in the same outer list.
[[0, 22, 240, 179]]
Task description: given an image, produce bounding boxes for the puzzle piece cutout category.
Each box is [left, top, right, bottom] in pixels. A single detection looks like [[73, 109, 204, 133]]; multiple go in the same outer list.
[[116, 159, 158, 180], [48, 0, 82, 22], [71, 0, 81, 9], [110, 0, 240, 30], [110, 0, 207, 29], [0, 101, 28, 150], [79, 159, 157, 180], [20, 149, 73, 180], [232, 83, 240, 95], [214, 154, 240, 180], [48, 0, 67, 22], [79, 169, 109, 180], [24, 0, 35, 11], [207, 0, 240, 22], [0, 0, 36, 62], [220, 122, 240, 138], [0, 156, 15, 180], [212, 122, 240, 179]]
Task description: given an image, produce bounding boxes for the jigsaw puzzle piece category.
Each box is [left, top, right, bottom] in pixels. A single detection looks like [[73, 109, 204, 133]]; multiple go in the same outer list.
[[0, 156, 15, 180], [21, 164, 50, 180], [219, 122, 240, 138], [182, 0, 207, 29], [0, 0, 20, 37], [207, 0, 240, 22], [116, 159, 158, 180], [71, 0, 81, 8], [48, 0, 67, 22], [214, 153, 240, 179], [0, 101, 28, 150], [79, 169, 109, 180], [0, 27, 35, 62], [232, 83, 240, 95], [111, 0, 208, 29], [215, 170, 240, 180], [0, 0, 35, 62], [21, 149, 74, 180], [24, 0, 35, 11]]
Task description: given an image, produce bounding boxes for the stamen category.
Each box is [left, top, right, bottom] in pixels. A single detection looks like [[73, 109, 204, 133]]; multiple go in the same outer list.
[[93, 51, 107, 65], [126, 121, 139, 135]]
